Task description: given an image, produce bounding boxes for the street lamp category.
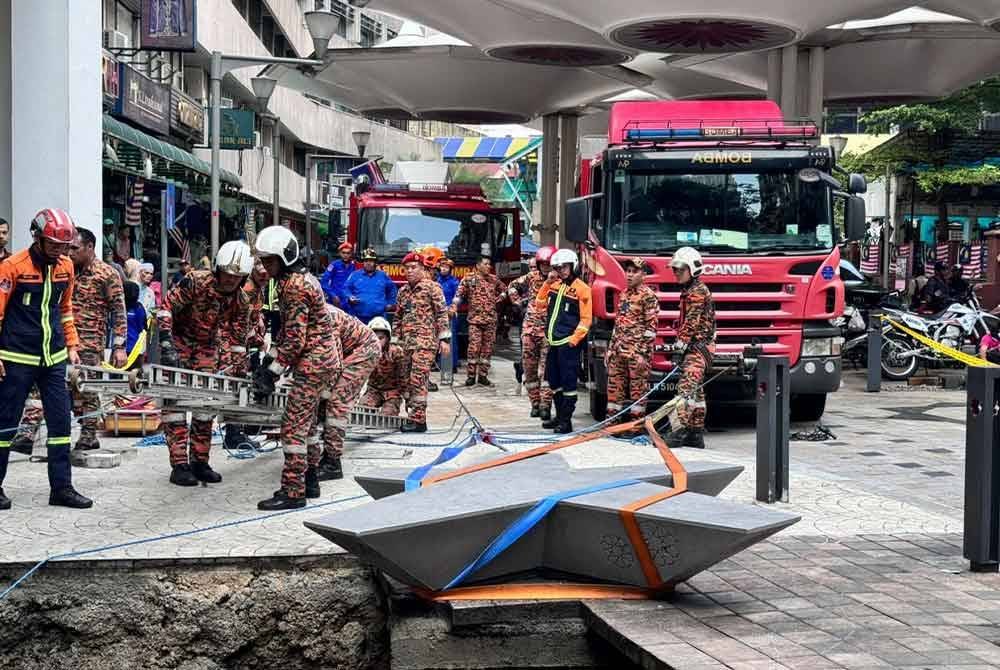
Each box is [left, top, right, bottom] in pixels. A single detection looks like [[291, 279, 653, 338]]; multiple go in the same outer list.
[[352, 130, 371, 158], [252, 76, 281, 227], [207, 13, 335, 255], [830, 135, 848, 160]]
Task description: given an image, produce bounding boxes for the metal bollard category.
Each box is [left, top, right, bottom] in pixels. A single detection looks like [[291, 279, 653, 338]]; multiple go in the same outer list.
[[866, 310, 881, 392], [755, 355, 790, 504], [964, 366, 1000, 572]]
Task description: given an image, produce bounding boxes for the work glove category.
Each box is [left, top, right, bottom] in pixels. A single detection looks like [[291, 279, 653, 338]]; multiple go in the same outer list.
[[159, 341, 179, 367], [252, 354, 278, 400]]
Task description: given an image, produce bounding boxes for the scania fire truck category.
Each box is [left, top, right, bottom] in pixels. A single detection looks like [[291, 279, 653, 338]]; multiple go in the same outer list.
[[567, 100, 867, 421]]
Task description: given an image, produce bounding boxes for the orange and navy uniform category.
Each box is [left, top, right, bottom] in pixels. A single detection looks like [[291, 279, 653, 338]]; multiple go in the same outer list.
[[0, 247, 78, 367], [536, 277, 592, 348]]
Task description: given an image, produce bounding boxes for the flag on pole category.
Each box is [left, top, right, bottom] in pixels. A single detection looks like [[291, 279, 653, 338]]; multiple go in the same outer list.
[[961, 243, 984, 280], [860, 242, 879, 274], [349, 159, 385, 185], [168, 224, 190, 262], [125, 177, 145, 227]]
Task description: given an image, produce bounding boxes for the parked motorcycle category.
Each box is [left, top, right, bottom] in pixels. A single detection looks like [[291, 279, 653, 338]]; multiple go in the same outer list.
[[878, 291, 1000, 380]]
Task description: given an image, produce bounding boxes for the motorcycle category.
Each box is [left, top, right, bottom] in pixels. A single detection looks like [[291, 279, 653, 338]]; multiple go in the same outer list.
[[878, 291, 1000, 380]]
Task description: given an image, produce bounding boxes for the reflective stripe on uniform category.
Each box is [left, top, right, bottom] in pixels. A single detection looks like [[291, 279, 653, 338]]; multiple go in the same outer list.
[[525, 381, 540, 390], [321, 389, 332, 400], [49, 348, 68, 365], [41, 266, 53, 365], [25, 399, 43, 409], [283, 442, 308, 455], [0, 350, 40, 365], [230, 346, 247, 353], [606, 402, 622, 412], [563, 390, 577, 398], [325, 416, 349, 429], [47, 436, 71, 446], [0, 440, 10, 449]]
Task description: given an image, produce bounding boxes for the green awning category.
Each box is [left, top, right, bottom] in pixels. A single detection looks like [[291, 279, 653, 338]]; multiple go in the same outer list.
[[103, 114, 241, 189]]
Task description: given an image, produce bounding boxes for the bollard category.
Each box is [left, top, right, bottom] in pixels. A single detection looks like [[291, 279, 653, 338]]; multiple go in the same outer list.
[[755, 355, 790, 504], [964, 366, 1000, 572], [866, 310, 881, 392]]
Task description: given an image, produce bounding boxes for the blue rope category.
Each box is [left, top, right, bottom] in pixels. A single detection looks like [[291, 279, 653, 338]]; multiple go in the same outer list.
[[443, 478, 642, 590], [403, 434, 478, 491], [0, 492, 370, 602]]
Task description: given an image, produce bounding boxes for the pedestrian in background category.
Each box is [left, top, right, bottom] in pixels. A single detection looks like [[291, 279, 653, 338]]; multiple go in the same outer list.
[[124, 280, 147, 368], [344, 247, 397, 323], [0, 217, 9, 261], [321, 242, 357, 307]]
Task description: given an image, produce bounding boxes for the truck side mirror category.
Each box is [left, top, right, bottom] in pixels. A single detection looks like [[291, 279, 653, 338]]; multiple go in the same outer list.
[[848, 173, 867, 195], [845, 195, 866, 241], [565, 196, 593, 243]]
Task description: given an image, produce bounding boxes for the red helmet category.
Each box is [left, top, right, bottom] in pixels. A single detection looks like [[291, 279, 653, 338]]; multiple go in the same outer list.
[[31, 208, 76, 244], [535, 245, 557, 265], [337, 242, 353, 253], [402, 251, 424, 266]]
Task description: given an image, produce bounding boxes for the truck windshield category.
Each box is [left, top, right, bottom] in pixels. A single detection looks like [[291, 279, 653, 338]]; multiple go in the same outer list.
[[359, 207, 504, 263], [606, 171, 833, 254]]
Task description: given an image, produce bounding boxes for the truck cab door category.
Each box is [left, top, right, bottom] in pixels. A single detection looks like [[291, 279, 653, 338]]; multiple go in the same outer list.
[[491, 208, 522, 280]]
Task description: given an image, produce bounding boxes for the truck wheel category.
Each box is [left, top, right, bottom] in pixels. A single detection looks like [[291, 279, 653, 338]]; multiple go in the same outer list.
[[790, 393, 826, 422], [590, 389, 608, 421]]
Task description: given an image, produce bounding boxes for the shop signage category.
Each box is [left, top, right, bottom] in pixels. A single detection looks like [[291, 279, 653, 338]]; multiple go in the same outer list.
[[140, 0, 197, 52], [211, 109, 256, 150], [116, 65, 170, 135], [170, 89, 205, 141], [102, 51, 120, 108]]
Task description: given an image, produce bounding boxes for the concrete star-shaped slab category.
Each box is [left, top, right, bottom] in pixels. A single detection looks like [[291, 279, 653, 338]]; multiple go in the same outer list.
[[307, 453, 799, 592]]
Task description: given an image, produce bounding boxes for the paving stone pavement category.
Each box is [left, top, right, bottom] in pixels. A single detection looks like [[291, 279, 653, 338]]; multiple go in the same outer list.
[[3, 356, 1000, 668]]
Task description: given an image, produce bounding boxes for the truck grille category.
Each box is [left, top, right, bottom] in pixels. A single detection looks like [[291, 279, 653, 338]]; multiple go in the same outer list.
[[659, 282, 784, 293], [659, 300, 781, 312], [715, 335, 778, 345]]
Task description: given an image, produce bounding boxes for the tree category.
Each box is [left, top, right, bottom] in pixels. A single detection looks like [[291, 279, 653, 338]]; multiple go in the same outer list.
[[839, 77, 1000, 241]]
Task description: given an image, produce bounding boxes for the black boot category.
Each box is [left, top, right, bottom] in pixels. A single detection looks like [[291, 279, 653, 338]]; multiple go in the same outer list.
[[190, 460, 222, 483], [169, 463, 199, 487], [224, 424, 256, 450], [258, 490, 306, 511], [529, 403, 540, 418], [464, 377, 476, 387], [427, 380, 439, 392], [555, 395, 575, 434], [0, 487, 10, 510], [74, 435, 100, 451], [10, 434, 34, 456], [539, 405, 552, 422], [316, 455, 343, 481], [49, 486, 93, 509], [664, 428, 689, 449], [683, 429, 705, 449], [305, 467, 321, 498], [401, 420, 427, 433], [477, 377, 492, 387], [542, 396, 561, 429]]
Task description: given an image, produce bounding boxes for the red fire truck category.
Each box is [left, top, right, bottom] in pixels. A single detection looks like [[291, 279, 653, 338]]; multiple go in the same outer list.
[[347, 182, 521, 282], [567, 100, 867, 421]]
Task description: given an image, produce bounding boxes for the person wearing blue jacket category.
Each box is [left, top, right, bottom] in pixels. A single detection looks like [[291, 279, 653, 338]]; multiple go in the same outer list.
[[345, 248, 398, 323], [320, 242, 357, 306], [437, 257, 461, 371]]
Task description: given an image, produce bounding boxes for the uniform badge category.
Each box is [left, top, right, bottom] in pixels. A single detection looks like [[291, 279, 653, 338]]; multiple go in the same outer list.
[[0, 277, 10, 293]]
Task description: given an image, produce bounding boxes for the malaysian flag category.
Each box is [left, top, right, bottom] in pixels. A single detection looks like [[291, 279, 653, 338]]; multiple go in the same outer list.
[[960, 243, 984, 280], [860, 242, 879, 274], [168, 224, 190, 262], [349, 159, 385, 186], [936, 242, 950, 267], [125, 177, 144, 227], [892, 243, 912, 276]]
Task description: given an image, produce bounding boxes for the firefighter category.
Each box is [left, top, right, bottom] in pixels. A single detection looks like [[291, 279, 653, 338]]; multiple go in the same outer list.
[[508, 246, 555, 420], [395, 252, 451, 433], [320, 242, 357, 307], [314, 304, 380, 482], [361, 316, 406, 416], [10, 228, 129, 453], [253, 225, 341, 509], [420, 248, 445, 392], [606, 258, 659, 426], [344, 247, 397, 324], [537, 249, 592, 434], [451, 255, 506, 386], [436, 257, 460, 374], [664, 247, 715, 450], [0, 208, 92, 509], [157, 241, 253, 486]]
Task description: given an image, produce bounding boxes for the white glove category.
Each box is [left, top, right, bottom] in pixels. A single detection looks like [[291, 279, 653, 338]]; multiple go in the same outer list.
[[672, 340, 687, 353]]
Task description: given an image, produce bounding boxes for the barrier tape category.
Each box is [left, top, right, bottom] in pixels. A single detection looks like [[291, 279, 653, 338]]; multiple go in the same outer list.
[[882, 316, 998, 369]]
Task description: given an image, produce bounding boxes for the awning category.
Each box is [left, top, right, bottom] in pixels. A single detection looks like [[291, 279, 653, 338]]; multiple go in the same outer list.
[[435, 136, 542, 162], [102, 115, 241, 189]]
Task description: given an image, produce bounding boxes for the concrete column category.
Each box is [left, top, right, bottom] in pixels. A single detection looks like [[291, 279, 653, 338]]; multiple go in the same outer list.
[[796, 49, 810, 121], [557, 114, 578, 248], [8, 1, 102, 253], [807, 46, 825, 131], [779, 45, 798, 118], [539, 114, 560, 246], [766, 50, 781, 103]]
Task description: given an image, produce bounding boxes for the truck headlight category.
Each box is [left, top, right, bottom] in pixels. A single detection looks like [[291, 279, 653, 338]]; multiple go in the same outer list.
[[802, 337, 843, 357]]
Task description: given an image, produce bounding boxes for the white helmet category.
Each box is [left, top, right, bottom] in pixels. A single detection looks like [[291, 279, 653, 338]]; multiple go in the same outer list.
[[255, 225, 299, 267], [550, 248, 578, 271], [215, 240, 253, 276], [670, 246, 704, 278], [368, 316, 391, 336]]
